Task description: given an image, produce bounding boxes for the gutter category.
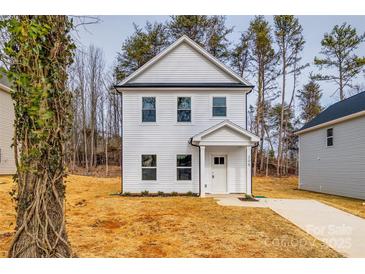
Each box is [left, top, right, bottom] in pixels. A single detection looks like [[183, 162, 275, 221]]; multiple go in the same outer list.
[[0, 83, 11, 93], [189, 138, 201, 197], [250, 140, 260, 197]]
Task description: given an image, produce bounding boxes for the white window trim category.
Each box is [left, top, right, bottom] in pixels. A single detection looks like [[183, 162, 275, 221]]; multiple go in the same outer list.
[[176, 154, 192, 181], [210, 94, 229, 119], [326, 127, 334, 148], [175, 95, 193, 125], [140, 95, 157, 125], [141, 154, 157, 181]]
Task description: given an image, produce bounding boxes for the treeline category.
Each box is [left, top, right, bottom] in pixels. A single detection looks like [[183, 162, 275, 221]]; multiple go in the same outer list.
[[68, 15, 365, 176]]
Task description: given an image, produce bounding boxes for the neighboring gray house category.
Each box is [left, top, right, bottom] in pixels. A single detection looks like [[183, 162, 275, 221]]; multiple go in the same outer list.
[[296, 91, 365, 200], [0, 74, 16, 175], [115, 36, 259, 196]]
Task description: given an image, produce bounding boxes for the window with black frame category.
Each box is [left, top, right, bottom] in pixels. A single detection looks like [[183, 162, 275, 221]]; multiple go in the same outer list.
[[142, 97, 156, 122], [177, 97, 191, 122], [327, 128, 333, 147], [141, 154, 157, 180], [212, 97, 226, 117], [177, 154, 192, 180]]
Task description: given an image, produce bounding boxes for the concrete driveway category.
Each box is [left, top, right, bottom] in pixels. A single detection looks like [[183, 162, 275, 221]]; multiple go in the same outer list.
[[215, 197, 365, 258]]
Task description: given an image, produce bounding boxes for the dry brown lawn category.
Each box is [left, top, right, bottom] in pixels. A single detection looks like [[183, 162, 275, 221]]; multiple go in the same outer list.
[[0, 175, 341, 258], [254, 176, 365, 219]]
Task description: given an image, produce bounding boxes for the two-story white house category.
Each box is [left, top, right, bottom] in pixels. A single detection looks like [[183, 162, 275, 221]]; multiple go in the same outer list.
[[115, 36, 259, 197]]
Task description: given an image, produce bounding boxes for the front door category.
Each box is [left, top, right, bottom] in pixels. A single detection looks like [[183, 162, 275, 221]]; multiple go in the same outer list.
[[211, 155, 227, 193]]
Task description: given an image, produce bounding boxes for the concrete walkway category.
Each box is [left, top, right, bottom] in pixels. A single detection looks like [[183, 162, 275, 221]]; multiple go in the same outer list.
[[215, 197, 365, 258]]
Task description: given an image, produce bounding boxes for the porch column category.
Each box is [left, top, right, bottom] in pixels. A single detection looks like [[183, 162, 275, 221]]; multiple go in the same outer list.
[[246, 147, 252, 195], [200, 145, 206, 197]]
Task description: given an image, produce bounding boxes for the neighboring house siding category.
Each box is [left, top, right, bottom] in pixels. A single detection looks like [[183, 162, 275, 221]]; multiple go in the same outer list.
[[299, 115, 365, 199], [0, 89, 16, 175], [122, 89, 247, 193], [130, 43, 238, 84]]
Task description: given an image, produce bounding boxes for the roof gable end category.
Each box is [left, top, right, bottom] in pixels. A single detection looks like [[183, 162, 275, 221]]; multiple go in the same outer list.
[[118, 35, 252, 87], [192, 120, 260, 143]]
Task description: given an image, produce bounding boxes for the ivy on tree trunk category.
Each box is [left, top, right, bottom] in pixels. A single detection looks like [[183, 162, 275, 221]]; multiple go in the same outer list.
[[0, 15, 75, 258]]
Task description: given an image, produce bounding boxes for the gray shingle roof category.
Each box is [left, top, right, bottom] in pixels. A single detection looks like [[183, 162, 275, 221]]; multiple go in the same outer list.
[[0, 72, 10, 87], [299, 91, 365, 131]]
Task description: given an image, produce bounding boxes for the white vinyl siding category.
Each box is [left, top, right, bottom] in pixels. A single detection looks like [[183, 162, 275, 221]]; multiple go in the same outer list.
[[122, 89, 247, 193], [299, 115, 365, 199], [130, 43, 239, 84], [0, 89, 16, 175]]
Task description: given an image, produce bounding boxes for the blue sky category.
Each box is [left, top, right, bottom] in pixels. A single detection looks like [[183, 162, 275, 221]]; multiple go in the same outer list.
[[74, 16, 365, 109]]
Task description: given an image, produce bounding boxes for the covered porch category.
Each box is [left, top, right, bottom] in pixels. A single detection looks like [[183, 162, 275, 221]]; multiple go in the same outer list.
[[190, 120, 260, 197]]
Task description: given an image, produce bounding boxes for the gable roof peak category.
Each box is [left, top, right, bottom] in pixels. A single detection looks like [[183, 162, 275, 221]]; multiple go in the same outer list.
[[116, 35, 253, 88]]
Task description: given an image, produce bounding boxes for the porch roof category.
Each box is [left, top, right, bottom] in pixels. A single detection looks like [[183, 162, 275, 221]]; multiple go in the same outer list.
[[191, 120, 260, 146]]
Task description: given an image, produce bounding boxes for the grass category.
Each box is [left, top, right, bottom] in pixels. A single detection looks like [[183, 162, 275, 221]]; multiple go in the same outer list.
[[254, 176, 365, 219], [0, 175, 341, 258]]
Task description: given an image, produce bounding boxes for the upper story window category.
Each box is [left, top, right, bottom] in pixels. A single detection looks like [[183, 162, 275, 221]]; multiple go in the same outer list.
[[141, 154, 157, 180], [212, 97, 226, 117], [142, 97, 156, 122], [177, 97, 191, 122], [177, 154, 192, 180], [326, 128, 333, 147]]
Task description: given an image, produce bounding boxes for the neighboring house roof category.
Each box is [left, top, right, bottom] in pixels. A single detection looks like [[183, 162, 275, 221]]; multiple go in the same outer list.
[[191, 120, 260, 144], [0, 72, 11, 93], [297, 91, 365, 134], [115, 35, 253, 89]]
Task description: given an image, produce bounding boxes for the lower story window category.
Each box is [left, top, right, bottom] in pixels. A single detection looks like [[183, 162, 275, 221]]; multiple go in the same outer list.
[[177, 154, 192, 180], [142, 154, 157, 180]]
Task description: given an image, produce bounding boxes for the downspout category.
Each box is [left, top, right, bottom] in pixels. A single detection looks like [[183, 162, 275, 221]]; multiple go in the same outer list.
[[250, 141, 260, 196], [120, 92, 123, 193], [114, 87, 123, 194], [245, 87, 253, 130], [189, 137, 201, 197]]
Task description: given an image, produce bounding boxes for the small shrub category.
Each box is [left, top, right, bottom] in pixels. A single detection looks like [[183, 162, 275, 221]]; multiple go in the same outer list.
[[123, 192, 131, 196], [141, 190, 149, 196], [157, 191, 164, 196], [186, 191, 194, 196], [171, 191, 178, 196]]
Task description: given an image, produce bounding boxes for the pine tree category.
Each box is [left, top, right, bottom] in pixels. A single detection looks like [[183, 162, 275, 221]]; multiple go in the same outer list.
[[297, 80, 323, 123], [273, 15, 305, 176], [114, 21, 169, 81], [247, 16, 278, 176], [313, 23, 365, 100], [168, 15, 233, 61], [231, 31, 251, 78]]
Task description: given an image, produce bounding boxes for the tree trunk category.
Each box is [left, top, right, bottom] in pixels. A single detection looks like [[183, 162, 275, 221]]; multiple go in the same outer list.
[[9, 174, 72, 257], [265, 151, 269, 177], [277, 50, 286, 177], [6, 15, 73, 258]]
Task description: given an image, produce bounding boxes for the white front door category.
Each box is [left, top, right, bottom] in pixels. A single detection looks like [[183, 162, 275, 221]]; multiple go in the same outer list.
[[211, 155, 227, 193]]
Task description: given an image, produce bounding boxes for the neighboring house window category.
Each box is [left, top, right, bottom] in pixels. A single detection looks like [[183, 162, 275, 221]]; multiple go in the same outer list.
[[212, 97, 226, 117], [327, 128, 334, 147], [177, 154, 192, 180], [142, 97, 156, 122], [177, 97, 191, 122], [141, 154, 157, 180]]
